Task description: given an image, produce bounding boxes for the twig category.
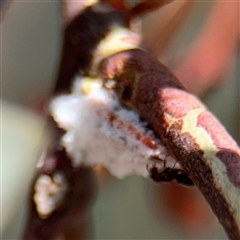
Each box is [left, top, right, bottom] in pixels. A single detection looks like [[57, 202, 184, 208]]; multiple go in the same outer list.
[[100, 49, 240, 239], [21, 1, 101, 239], [22, 143, 96, 239]]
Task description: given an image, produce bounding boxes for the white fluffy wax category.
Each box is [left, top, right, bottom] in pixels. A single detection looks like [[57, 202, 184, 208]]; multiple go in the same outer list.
[[50, 77, 176, 178]]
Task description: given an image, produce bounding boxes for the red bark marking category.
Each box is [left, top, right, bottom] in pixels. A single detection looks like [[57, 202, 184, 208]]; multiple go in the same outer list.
[[161, 88, 204, 118]]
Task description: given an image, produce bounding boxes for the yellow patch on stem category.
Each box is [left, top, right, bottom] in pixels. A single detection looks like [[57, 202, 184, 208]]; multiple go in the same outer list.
[[90, 26, 141, 75], [165, 108, 240, 227]]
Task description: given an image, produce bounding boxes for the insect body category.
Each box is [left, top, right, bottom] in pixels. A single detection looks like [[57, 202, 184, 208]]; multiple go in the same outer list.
[[148, 165, 194, 186]]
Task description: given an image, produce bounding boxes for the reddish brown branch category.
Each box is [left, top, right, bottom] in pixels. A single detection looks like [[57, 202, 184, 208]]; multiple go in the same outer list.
[[100, 49, 240, 239]]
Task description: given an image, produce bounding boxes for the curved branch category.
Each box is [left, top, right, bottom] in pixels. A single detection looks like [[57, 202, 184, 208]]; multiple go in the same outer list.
[[100, 49, 240, 239]]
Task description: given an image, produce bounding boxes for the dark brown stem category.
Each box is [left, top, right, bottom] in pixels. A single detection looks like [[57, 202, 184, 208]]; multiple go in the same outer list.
[[21, 2, 100, 239], [22, 114, 97, 240]]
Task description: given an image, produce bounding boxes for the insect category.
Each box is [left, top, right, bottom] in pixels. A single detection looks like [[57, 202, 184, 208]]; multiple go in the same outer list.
[[148, 164, 194, 186]]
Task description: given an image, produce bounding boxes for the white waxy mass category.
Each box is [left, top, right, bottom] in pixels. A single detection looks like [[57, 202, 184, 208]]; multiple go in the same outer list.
[[50, 77, 178, 178]]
